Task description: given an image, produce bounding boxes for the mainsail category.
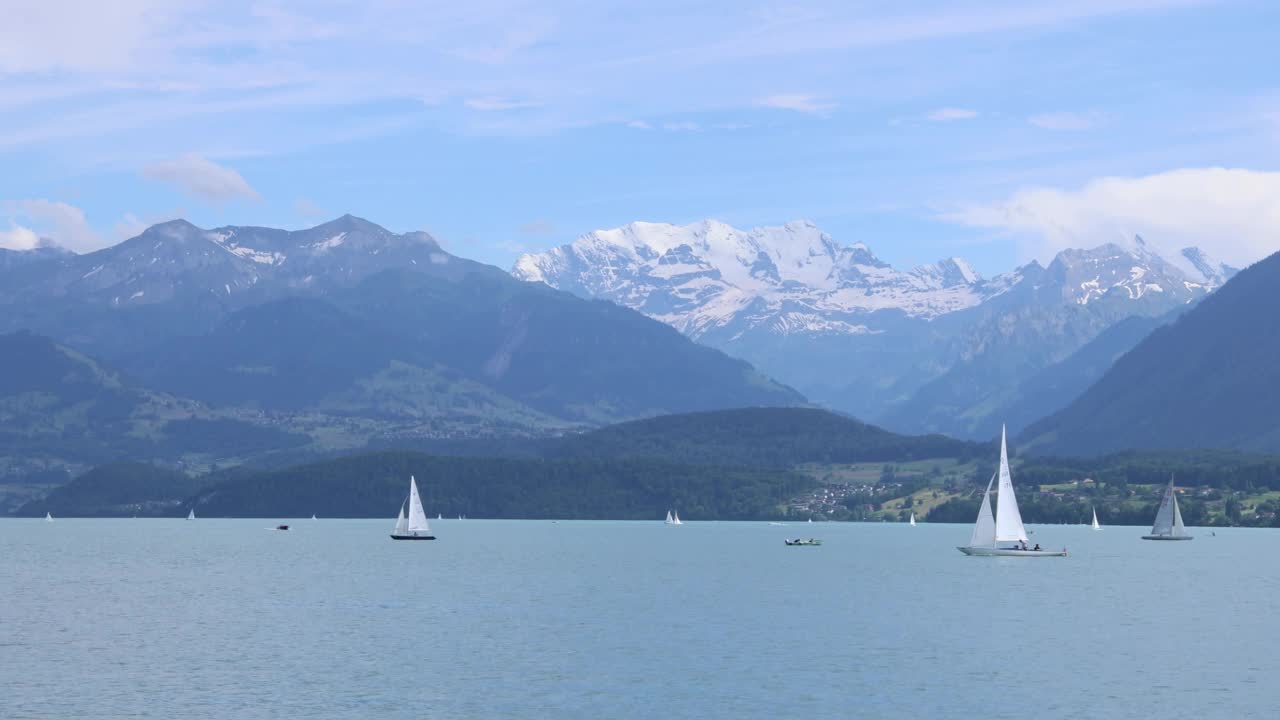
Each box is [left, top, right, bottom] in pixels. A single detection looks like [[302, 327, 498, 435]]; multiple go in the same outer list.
[[969, 472, 997, 547], [406, 476, 431, 534], [1091, 507, 1101, 530], [993, 426, 1029, 544], [1172, 493, 1186, 535], [1150, 477, 1177, 536]]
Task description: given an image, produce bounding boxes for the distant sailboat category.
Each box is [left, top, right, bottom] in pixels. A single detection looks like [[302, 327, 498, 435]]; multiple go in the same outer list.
[[45, 511, 53, 522], [311, 514, 317, 521], [437, 513, 442, 520], [187, 509, 196, 521], [958, 425, 1067, 557], [389, 474, 435, 535], [1090, 507, 1101, 530], [1142, 477, 1193, 541], [807, 518, 813, 524], [909, 512, 916, 527], [665, 510, 676, 525], [391, 476, 436, 540], [672, 510, 682, 525]]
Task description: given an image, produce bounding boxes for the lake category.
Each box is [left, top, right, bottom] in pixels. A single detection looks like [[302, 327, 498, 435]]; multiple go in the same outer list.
[[3, 519, 1276, 719]]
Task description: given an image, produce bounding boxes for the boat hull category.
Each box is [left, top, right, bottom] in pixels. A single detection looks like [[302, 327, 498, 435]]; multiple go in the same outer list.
[[390, 534, 437, 540], [1141, 535, 1193, 541], [957, 546, 1067, 557]]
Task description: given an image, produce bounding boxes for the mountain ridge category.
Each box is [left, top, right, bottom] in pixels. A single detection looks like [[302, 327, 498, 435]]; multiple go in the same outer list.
[[513, 219, 1236, 435]]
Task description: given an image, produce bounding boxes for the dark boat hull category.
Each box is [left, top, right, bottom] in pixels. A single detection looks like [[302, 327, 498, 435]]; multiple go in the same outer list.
[[1141, 535, 1193, 541], [390, 534, 437, 540]]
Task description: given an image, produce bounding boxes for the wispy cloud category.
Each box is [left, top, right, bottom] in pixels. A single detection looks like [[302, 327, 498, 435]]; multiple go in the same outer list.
[[755, 94, 835, 114], [662, 121, 701, 132], [625, 120, 652, 130], [518, 219, 556, 235], [295, 198, 326, 219], [2, 199, 105, 252], [1028, 111, 1104, 130], [927, 107, 978, 122], [945, 167, 1280, 267], [142, 153, 261, 202], [464, 96, 541, 111]]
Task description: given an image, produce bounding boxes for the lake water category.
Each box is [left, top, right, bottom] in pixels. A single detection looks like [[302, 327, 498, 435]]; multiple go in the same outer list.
[[4, 519, 1277, 719]]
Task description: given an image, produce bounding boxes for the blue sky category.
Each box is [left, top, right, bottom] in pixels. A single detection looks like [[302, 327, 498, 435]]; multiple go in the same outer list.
[[2, 0, 1279, 276]]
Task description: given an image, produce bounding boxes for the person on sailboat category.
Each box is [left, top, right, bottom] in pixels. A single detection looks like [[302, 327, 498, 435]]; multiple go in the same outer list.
[[1033, 543, 1040, 551]]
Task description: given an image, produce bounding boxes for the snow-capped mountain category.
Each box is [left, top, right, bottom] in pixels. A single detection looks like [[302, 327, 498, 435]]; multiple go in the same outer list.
[[513, 220, 991, 339], [0, 214, 455, 308], [513, 220, 1238, 437]]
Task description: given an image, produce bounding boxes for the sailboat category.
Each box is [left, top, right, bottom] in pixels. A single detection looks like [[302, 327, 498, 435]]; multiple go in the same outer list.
[[311, 514, 317, 521], [664, 510, 676, 525], [391, 476, 436, 540], [45, 511, 53, 522], [187, 509, 196, 521], [958, 425, 1067, 557], [1090, 507, 1101, 530], [909, 512, 916, 527], [437, 513, 442, 520], [1142, 477, 1193, 540]]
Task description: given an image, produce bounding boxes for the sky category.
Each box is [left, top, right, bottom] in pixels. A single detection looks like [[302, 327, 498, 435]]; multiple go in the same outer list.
[[2, 0, 1279, 276]]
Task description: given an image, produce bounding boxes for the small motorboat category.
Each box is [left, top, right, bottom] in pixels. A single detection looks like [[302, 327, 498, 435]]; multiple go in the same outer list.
[[785, 538, 822, 546], [276, 524, 290, 531]]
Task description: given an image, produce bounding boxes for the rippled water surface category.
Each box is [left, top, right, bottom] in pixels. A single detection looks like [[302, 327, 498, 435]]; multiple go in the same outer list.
[[4, 519, 1277, 719]]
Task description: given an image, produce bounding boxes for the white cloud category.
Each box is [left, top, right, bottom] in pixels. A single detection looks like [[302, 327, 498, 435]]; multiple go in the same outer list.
[[754, 94, 835, 114], [0, 223, 41, 250], [1028, 111, 1104, 130], [0, 0, 181, 74], [142, 153, 261, 202], [927, 107, 978, 122], [1, 199, 108, 252], [518, 219, 555, 235], [946, 167, 1280, 267], [662, 121, 700, 132], [625, 120, 652, 129], [295, 198, 326, 219], [464, 96, 540, 111]]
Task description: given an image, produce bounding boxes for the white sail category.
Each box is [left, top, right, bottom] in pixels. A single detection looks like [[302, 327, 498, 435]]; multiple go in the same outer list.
[[437, 513, 442, 520], [968, 473, 997, 548], [1150, 477, 1177, 536], [1091, 507, 1101, 530], [672, 510, 682, 525], [45, 512, 53, 522], [311, 514, 317, 521], [665, 510, 674, 524], [909, 512, 916, 526], [993, 425, 1029, 544], [187, 509, 196, 521], [394, 505, 407, 534], [1172, 493, 1186, 535], [406, 476, 431, 534]]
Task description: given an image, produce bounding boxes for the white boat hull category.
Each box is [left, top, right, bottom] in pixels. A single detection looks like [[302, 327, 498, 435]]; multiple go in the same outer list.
[[957, 546, 1067, 557]]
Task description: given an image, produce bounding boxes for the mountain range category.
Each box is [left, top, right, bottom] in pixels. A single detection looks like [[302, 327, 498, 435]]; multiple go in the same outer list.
[[515, 220, 1236, 438], [0, 216, 803, 496], [1023, 247, 1280, 455]]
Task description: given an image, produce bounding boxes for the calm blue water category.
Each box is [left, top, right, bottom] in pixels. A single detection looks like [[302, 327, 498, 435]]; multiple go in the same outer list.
[[3, 519, 1277, 719]]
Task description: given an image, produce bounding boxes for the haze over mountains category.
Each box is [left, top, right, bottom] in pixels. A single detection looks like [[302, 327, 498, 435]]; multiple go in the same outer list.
[[0, 216, 802, 496], [1023, 247, 1280, 455], [515, 220, 1236, 438]]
